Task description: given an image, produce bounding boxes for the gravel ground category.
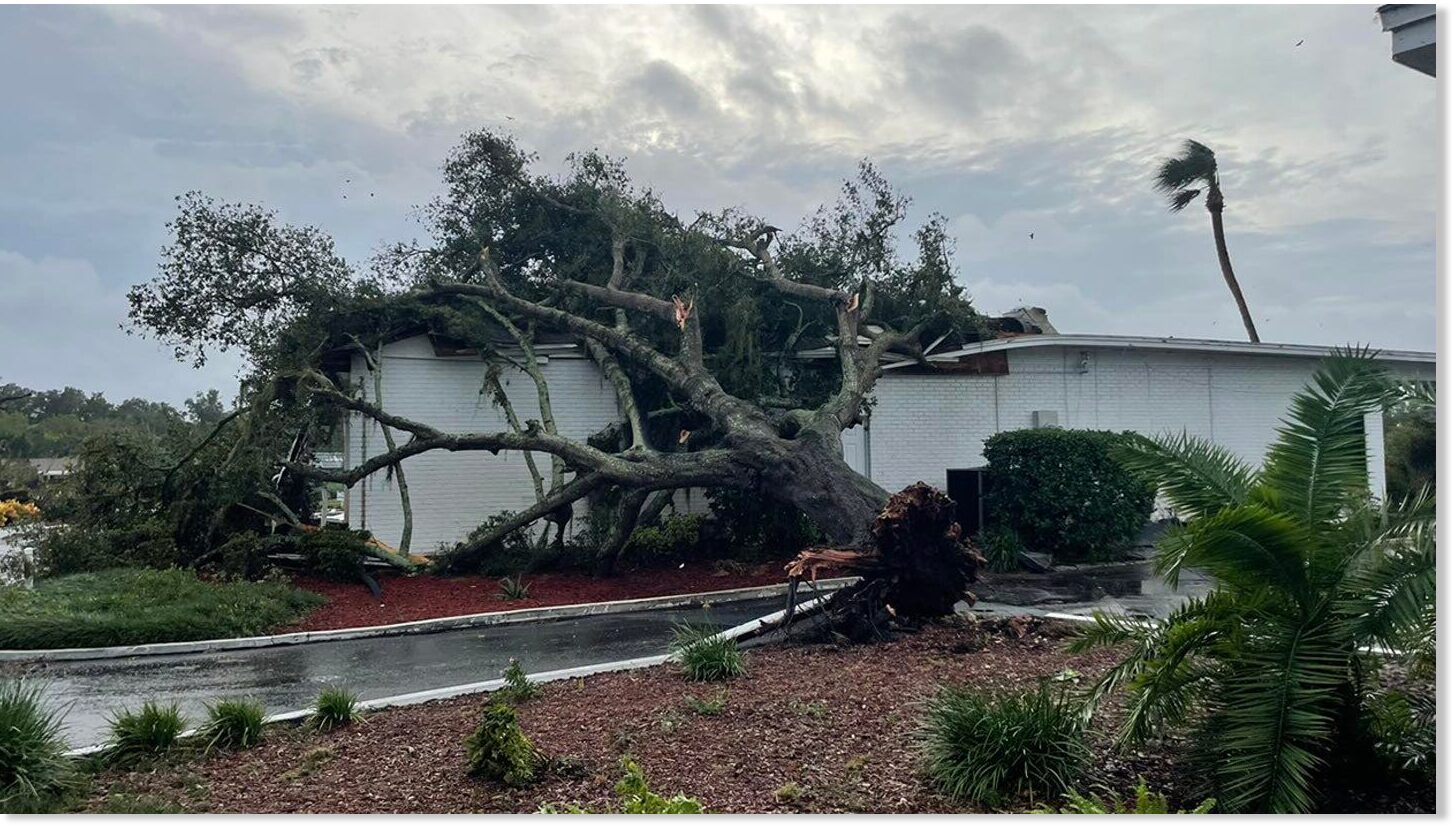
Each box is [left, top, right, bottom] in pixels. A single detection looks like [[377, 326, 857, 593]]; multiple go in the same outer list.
[[80, 617, 1206, 814]]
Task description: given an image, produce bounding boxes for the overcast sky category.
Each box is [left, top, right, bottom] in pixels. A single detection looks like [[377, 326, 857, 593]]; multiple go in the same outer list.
[[0, 5, 1437, 405]]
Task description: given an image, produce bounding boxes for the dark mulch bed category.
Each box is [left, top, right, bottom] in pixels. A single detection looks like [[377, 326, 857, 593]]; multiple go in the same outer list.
[[284, 561, 805, 633], [80, 618, 1207, 814]]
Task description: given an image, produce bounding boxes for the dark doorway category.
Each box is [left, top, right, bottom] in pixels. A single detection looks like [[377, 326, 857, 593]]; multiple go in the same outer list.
[[945, 468, 985, 536]]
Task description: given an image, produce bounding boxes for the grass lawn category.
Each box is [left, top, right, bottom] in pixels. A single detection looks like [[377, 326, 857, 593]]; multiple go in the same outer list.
[[0, 568, 323, 649]]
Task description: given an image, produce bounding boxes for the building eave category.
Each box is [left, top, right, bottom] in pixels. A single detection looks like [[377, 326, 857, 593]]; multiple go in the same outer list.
[[881, 334, 1436, 371]]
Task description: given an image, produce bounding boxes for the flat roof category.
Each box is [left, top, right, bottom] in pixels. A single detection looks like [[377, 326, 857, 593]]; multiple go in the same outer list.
[[883, 334, 1435, 371]]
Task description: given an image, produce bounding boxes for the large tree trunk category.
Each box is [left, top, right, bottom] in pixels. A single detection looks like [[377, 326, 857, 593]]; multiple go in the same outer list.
[[1207, 188, 1259, 344], [758, 431, 890, 547]]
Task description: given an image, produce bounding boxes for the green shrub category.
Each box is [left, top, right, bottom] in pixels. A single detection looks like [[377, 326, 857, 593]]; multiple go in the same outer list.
[[625, 514, 704, 562], [1032, 780, 1215, 813], [672, 624, 746, 682], [974, 525, 1023, 573], [437, 511, 535, 576], [308, 686, 363, 731], [497, 575, 530, 600], [496, 659, 538, 704], [0, 568, 322, 649], [540, 756, 704, 813], [464, 702, 539, 786], [298, 530, 374, 581], [706, 485, 820, 560], [35, 520, 179, 577], [200, 698, 266, 751], [0, 680, 72, 811], [106, 701, 187, 761], [982, 429, 1154, 563], [919, 683, 1088, 806], [210, 531, 274, 580]]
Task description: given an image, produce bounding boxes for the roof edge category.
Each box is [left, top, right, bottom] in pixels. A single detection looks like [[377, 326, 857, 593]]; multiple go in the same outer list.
[[882, 334, 1436, 370]]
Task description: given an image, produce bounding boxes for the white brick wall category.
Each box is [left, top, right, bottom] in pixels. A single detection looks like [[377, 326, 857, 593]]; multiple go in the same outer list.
[[862, 345, 1434, 498], [345, 336, 1433, 552], [343, 336, 622, 554]]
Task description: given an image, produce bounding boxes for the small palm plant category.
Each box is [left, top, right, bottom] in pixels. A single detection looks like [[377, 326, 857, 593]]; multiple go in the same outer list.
[[498, 575, 530, 601], [1075, 350, 1435, 813]]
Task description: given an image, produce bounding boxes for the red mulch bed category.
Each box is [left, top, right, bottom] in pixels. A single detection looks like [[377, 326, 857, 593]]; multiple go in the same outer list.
[[81, 618, 1202, 814], [282, 561, 804, 633]]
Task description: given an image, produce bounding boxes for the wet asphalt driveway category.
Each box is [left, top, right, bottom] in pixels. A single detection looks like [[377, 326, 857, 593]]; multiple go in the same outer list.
[[13, 595, 800, 749], [12, 561, 1208, 749]]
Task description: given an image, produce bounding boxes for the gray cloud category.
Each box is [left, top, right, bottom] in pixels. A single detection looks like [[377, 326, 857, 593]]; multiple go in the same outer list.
[[0, 5, 1435, 405]]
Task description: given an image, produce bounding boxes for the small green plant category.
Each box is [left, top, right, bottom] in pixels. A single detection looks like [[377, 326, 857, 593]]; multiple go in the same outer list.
[[683, 690, 728, 716], [464, 702, 540, 787], [974, 525, 1024, 573], [200, 697, 266, 751], [281, 747, 337, 781], [95, 793, 186, 813], [106, 701, 187, 761], [774, 781, 805, 803], [542, 755, 705, 813], [496, 659, 539, 704], [789, 699, 829, 719], [0, 680, 72, 811], [919, 683, 1088, 806], [497, 575, 531, 600], [1032, 780, 1216, 813], [672, 623, 746, 682], [308, 686, 363, 731]]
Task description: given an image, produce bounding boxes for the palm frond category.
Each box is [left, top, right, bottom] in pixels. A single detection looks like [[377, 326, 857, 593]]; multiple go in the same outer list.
[[1072, 593, 1238, 735], [1112, 431, 1256, 521], [1167, 504, 1311, 601], [1166, 188, 1201, 212], [1260, 349, 1393, 533], [1336, 488, 1436, 654], [1215, 613, 1345, 813], [1153, 140, 1218, 194]]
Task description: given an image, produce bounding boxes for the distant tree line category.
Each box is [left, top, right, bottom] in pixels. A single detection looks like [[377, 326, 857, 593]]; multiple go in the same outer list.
[[0, 382, 227, 459]]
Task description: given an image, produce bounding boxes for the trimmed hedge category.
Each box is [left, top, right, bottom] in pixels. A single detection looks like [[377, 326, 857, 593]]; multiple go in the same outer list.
[[981, 429, 1153, 563]]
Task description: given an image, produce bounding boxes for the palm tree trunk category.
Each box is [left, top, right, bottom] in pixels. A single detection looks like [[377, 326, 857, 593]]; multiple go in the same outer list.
[[1207, 196, 1260, 343]]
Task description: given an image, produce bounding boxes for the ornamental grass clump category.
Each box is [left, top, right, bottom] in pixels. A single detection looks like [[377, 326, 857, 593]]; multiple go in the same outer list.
[[0, 680, 72, 811], [105, 701, 187, 762], [308, 686, 363, 731], [200, 697, 266, 751], [672, 623, 745, 682], [464, 702, 540, 787], [919, 683, 1087, 807]]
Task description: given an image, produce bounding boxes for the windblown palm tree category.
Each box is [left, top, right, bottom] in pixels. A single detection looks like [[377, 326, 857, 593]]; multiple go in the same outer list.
[[1155, 140, 1260, 343], [1073, 350, 1435, 813]]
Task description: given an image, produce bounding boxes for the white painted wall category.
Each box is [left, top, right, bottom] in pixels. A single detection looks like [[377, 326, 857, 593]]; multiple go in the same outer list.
[[343, 335, 622, 554], [344, 337, 1433, 553], [865, 345, 1434, 498]]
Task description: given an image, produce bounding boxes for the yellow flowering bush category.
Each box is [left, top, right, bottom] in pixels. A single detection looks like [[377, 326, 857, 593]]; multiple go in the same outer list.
[[0, 500, 41, 527]]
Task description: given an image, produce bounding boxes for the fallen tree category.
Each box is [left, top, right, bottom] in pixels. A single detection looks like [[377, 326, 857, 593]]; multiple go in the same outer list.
[[126, 131, 992, 616]]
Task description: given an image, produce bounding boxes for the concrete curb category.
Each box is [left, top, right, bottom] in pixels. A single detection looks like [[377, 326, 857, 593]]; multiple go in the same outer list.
[[5, 577, 859, 663]]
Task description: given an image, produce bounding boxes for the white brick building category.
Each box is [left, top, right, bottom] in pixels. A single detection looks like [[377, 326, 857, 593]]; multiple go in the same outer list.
[[341, 331, 1434, 553]]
